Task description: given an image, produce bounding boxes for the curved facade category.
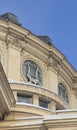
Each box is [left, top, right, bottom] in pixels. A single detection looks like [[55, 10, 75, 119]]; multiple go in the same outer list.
[[0, 13, 77, 130]]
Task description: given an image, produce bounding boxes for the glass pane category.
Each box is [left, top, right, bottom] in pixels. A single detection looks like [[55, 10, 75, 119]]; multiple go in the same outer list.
[[30, 65, 36, 78], [66, 93, 69, 103], [23, 64, 28, 76], [62, 89, 65, 99], [17, 94, 32, 104], [38, 70, 42, 82], [58, 83, 69, 103], [58, 87, 61, 96], [39, 99, 48, 108]]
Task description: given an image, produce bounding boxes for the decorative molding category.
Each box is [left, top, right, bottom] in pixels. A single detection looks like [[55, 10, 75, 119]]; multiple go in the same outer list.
[[47, 57, 62, 74], [0, 42, 6, 66], [11, 83, 69, 109], [0, 48, 5, 66]]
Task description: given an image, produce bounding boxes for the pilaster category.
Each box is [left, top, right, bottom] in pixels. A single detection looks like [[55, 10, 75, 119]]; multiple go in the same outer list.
[[33, 94, 39, 106]]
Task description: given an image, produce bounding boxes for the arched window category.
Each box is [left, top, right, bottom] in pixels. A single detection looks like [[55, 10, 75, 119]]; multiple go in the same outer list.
[[58, 83, 69, 103], [22, 60, 43, 86]]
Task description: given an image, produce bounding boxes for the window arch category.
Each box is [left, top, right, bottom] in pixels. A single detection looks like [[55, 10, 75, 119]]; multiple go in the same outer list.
[[22, 60, 43, 86], [58, 83, 69, 103]]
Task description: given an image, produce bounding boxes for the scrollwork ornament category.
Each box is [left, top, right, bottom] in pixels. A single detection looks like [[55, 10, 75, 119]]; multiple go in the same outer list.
[[0, 48, 5, 66]]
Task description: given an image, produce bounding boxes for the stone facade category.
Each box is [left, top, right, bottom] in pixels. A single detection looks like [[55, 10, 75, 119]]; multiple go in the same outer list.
[[0, 13, 77, 130]]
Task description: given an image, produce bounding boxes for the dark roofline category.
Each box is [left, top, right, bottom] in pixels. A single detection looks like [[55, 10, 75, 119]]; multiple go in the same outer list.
[[37, 35, 53, 45], [0, 12, 21, 26]]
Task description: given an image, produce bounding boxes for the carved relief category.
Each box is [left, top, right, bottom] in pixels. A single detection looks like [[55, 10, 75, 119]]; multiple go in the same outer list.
[[6, 35, 26, 51], [0, 49, 4, 65], [20, 55, 46, 86], [72, 77, 77, 90], [47, 57, 62, 74], [0, 42, 6, 66]]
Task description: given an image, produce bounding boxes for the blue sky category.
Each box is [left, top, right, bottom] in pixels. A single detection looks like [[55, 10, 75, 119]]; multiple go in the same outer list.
[[0, 0, 77, 70]]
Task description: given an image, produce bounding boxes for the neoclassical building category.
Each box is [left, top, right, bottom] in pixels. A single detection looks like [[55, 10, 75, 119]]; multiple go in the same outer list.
[[0, 12, 77, 130]]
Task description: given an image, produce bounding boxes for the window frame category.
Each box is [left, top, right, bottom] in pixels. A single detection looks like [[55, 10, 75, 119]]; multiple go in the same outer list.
[[39, 98, 50, 109], [58, 83, 69, 103], [17, 93, 33, 104]]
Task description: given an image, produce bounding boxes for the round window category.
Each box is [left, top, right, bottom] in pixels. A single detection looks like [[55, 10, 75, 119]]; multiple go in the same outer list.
[[22, 60, 43, 86]]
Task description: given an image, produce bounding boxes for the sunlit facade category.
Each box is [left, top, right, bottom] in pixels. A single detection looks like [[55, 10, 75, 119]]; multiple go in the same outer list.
[[0, 13, 77, 130]]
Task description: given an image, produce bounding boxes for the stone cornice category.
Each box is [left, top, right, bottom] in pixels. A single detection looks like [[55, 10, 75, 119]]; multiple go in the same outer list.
[[0, 20, 77, 89], [10, 82, 69, 109], [11, 102, 55, 117], [6, 34, 49, 63], [0, 114, 77, 129], [0, 116, 44, 129], [44, 116, 77, 128], [49, 49, 75, 77]]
